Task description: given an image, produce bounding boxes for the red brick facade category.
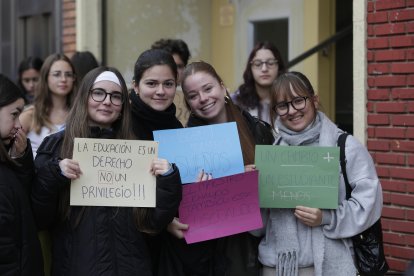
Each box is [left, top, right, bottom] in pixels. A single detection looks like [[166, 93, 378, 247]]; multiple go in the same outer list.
[[62, 0, 76, 56], [367, 0, 414, 272]]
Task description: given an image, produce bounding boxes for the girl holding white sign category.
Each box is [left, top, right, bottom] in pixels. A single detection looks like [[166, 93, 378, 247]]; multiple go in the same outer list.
[[0, 74, 44, 275], [32, 66, 182, 276], [161, 61, 275, 276], [258, 71, 384, 276]]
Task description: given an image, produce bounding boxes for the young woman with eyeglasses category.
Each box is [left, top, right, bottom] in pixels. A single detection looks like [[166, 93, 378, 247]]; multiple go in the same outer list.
[[258, 71, 383, 276], [19, 53, 78, 158], [18, 53, 77, 275], [232, 41, 286, 125], [31, 66, 181, 276]]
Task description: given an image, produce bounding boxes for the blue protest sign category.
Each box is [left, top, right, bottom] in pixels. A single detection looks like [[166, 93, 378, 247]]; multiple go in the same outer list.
[[153, 122, 245, 183]]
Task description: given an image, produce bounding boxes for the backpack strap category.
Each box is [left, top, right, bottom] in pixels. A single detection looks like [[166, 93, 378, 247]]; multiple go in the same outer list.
[[338, 133, 351, 199]]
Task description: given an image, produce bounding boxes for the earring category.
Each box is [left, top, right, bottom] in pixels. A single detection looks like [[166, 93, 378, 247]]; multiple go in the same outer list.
[[224, 95, 230, 104]]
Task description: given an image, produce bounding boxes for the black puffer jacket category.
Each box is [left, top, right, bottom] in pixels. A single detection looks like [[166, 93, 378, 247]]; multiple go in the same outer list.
[[0, 144, 44, 276], [31, 129, 182, 276], [240, 110, 275, 145]]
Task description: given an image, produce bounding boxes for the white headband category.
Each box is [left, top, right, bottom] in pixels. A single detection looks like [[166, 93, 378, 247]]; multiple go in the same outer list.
[[94, 71, 121, 86]]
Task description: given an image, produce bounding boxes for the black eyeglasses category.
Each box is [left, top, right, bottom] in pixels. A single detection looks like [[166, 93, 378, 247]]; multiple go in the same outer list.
[[273, 96, 309, 116], [90, 88, 124, 106], [250, 59, 278, 69]]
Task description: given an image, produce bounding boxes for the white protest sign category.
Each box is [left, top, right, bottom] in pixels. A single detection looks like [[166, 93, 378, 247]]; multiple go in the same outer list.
[[70, 138, 158, 207]]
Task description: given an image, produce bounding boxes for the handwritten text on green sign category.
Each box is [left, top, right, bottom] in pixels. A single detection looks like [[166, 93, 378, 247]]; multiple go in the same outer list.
[[255, 145, 339, 209]]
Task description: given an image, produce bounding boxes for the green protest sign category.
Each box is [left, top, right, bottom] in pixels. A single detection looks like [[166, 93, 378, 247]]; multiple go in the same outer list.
[[255, 145, 339, 209]]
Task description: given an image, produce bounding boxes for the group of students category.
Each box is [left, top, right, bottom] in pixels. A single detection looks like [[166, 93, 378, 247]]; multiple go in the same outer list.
[[0, 40, 383, 276]]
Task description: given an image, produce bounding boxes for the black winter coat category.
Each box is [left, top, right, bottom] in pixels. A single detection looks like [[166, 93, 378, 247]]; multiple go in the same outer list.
[[31, 129, 182, 276], [130, 91, 184, 276], [158, 111, 275, 276], [0, 143, 44, 276]]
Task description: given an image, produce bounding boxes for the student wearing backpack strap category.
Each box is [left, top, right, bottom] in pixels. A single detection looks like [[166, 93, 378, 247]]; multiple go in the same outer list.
[[258, 71, 385, 276], [338, 133, 388, 276]]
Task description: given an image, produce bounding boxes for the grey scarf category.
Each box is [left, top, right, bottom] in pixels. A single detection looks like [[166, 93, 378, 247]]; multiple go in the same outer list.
[[261, 111, 356, 276], [268, 112, 324, 276], [275, 112, 322, 146]]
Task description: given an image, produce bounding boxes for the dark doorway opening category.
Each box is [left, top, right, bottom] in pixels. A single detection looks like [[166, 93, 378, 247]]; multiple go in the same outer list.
[[335, 0, 353, 134], [253, 18, 289, 66]]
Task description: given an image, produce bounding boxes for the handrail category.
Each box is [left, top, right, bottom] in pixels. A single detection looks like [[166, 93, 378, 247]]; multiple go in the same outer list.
[[287, 25, 352, 68]]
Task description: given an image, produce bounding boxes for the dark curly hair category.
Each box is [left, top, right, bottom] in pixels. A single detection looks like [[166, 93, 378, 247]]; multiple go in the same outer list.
[[151, 38, 191, 66]]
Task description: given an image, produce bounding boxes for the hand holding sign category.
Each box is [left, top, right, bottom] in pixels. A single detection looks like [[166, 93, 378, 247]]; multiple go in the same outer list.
[[294, 205, 323, 226], [150, 158, 172, 176], [59, 159, 82, 179], [167, 217, 189, 239]]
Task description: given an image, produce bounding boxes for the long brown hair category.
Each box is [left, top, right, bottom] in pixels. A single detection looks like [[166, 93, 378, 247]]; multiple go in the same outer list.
[[182, 61, 256, 165], [59, 66, 150, 231], [32, 53, 78, 134]]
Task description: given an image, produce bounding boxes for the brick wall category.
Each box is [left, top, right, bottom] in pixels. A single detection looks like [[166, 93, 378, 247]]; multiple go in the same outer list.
[[62, 0, 76, 56], [367, 0, 414, 272]]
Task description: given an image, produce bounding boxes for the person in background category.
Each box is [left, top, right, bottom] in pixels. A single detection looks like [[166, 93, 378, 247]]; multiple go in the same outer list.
[[151, 38, 191, 84], [151, 38, 191, 125], [232, 41, 286, 125], [19, 53, 78, 158], [0, 74, 44, 276], [259, 71, 383, 275], [70, 51, 99, 84], [130, 48, 183, 275], [31, 66, 182, 275], [17, 56, 44, 104], [19, 53, 77, 276], [163, 61, 275, 276]]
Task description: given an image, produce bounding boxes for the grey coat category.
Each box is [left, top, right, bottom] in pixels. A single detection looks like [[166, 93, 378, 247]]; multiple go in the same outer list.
[[258, 112, 383, 276]]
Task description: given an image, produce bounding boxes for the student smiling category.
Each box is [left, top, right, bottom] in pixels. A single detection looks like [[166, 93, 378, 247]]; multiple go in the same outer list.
[[259, 71, 384, 276]]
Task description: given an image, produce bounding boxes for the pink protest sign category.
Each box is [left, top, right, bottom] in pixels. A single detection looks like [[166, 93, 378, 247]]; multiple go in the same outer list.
[[179, 170, 263, 244]]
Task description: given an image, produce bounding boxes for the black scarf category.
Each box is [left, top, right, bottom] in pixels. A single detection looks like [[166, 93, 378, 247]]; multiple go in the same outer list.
[[89, 126, 116, 139], [130, 91, 183, 140], [186, 113, 208, 127]]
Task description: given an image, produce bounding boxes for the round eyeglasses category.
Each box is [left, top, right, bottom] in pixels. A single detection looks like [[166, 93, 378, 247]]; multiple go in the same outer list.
[[273, 96, 309, 116], [90, 88, 124, 106], [250, 59, 278, 69]]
